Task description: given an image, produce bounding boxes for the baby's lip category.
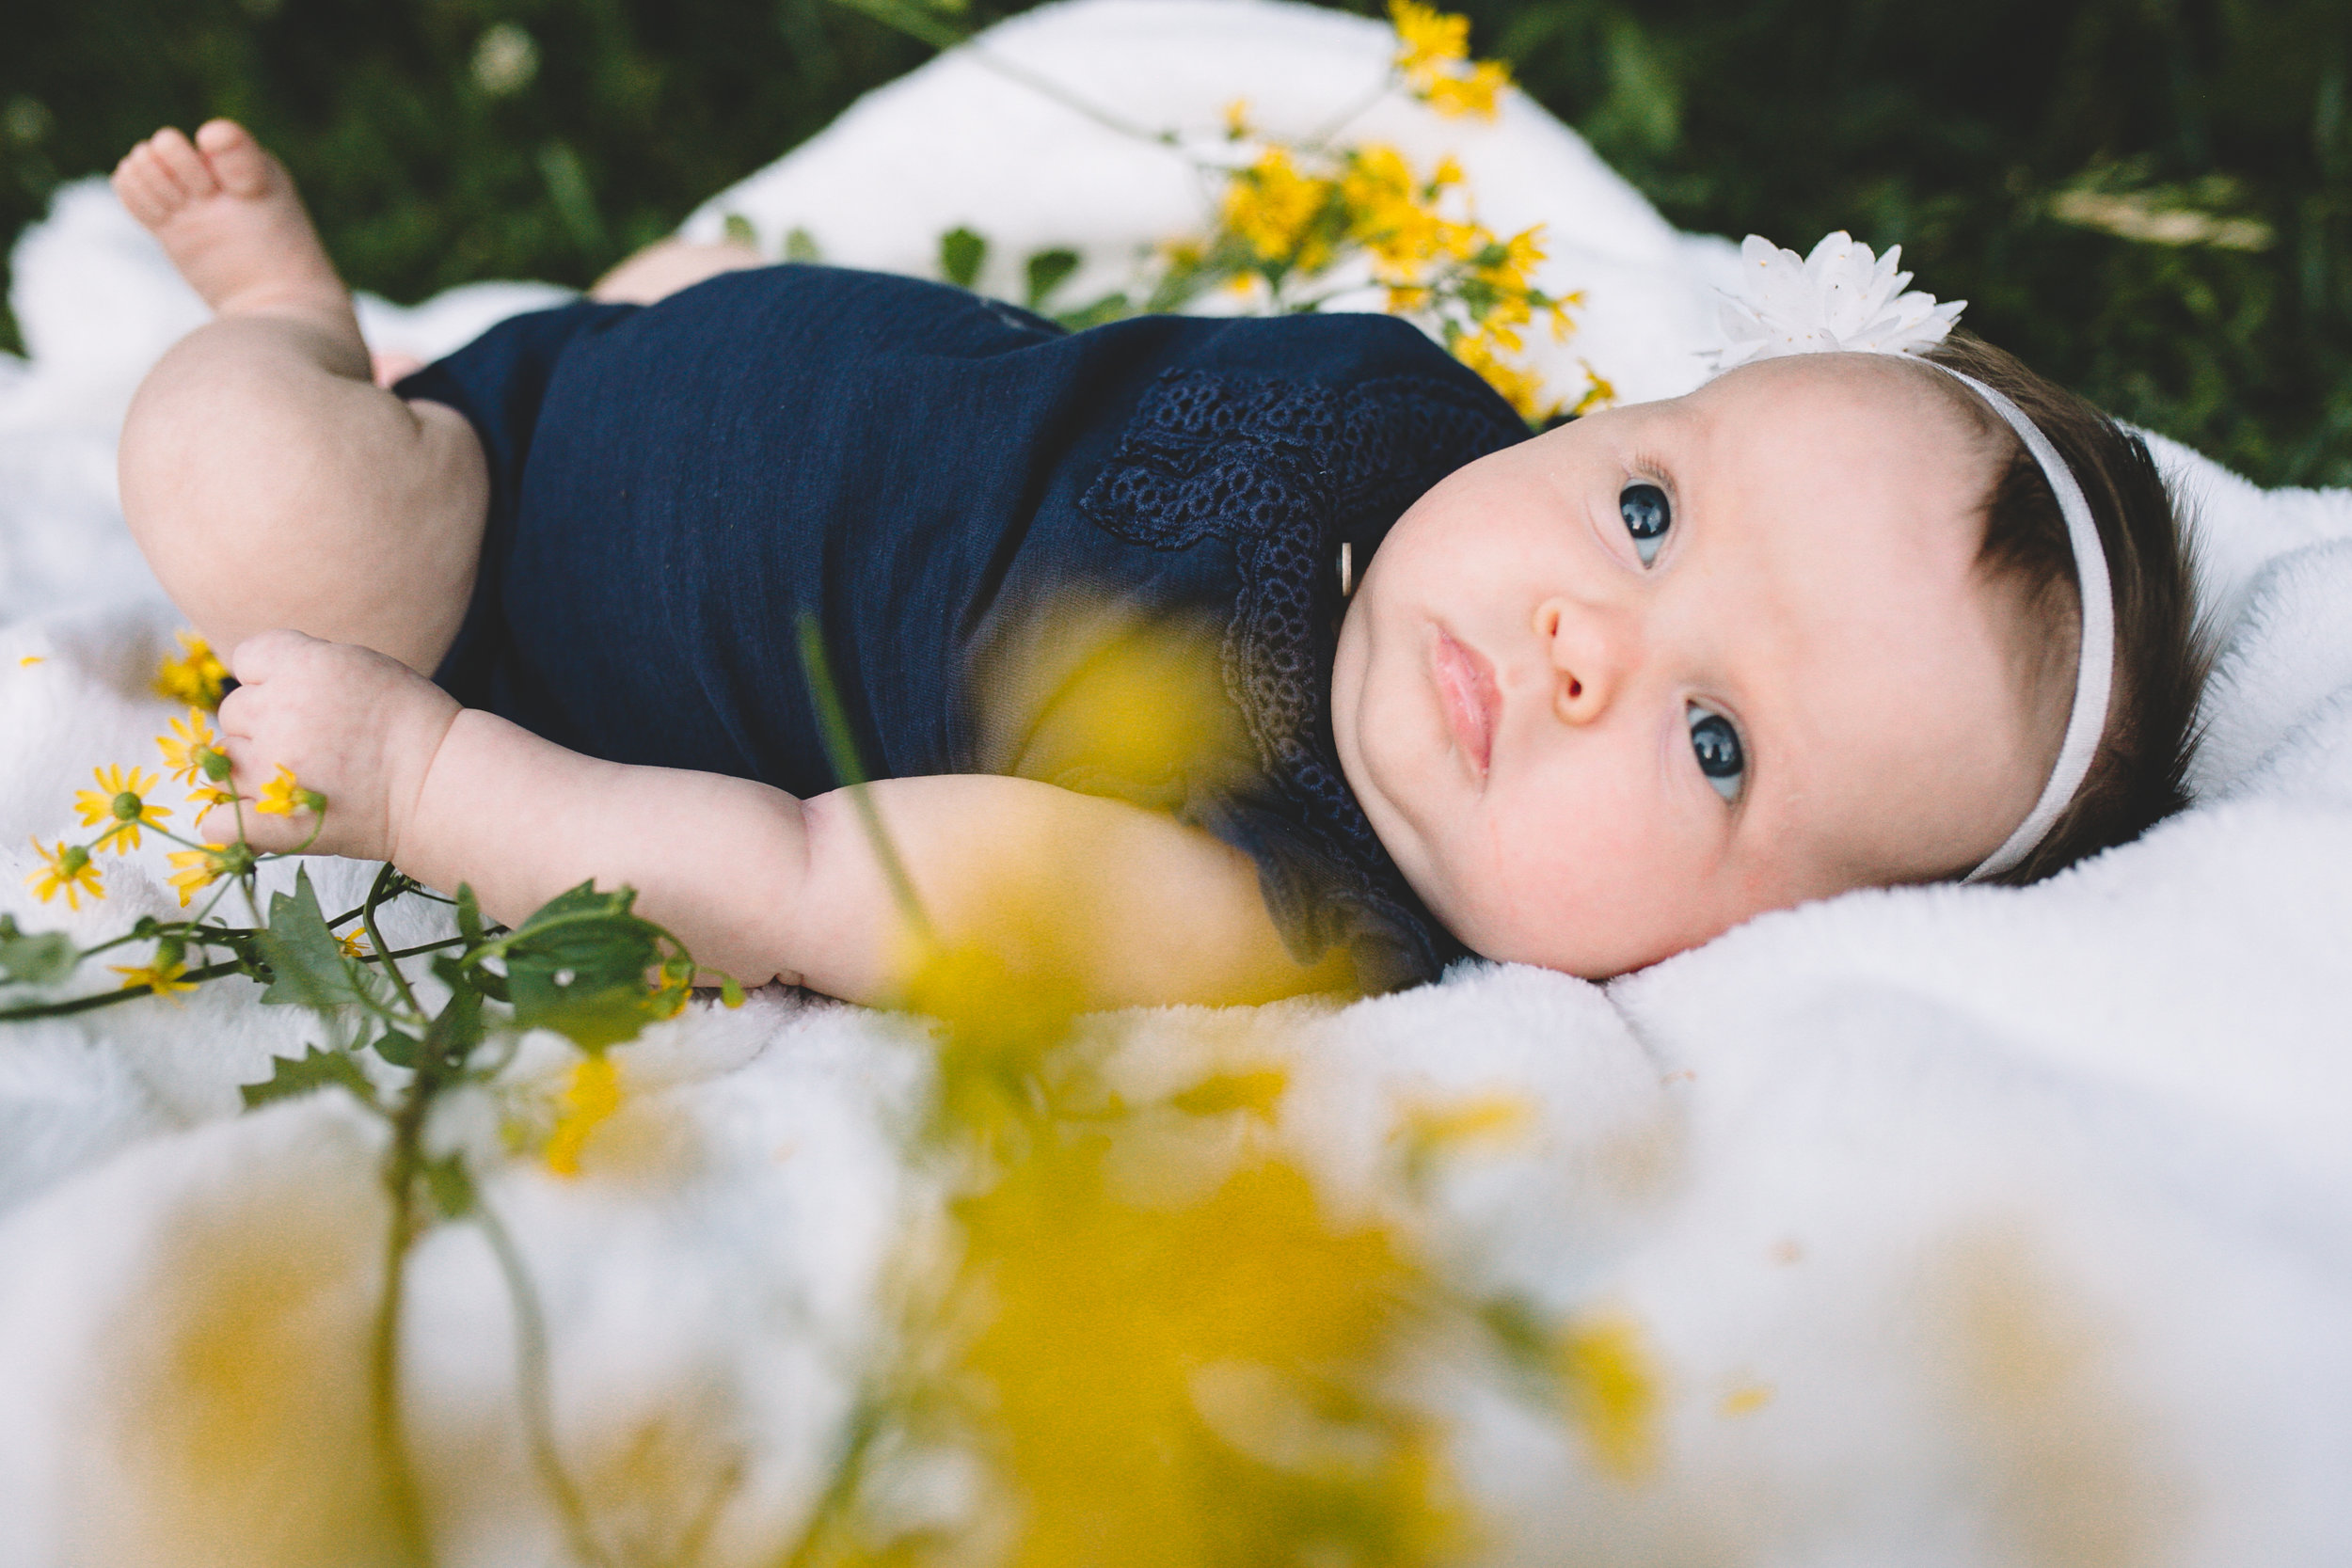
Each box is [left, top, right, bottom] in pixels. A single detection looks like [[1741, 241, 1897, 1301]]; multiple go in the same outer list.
[[1432, 626, 1500, 783]]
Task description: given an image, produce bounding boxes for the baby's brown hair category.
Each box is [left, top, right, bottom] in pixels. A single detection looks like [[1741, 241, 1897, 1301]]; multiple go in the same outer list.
[[1920, 332, 2210, 884]]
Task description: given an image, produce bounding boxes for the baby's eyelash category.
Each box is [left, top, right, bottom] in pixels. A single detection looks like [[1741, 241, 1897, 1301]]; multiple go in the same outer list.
[[1622, 448, 1676, 495]]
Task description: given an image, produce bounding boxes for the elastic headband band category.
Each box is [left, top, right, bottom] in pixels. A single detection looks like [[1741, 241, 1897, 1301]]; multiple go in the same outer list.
[[1928, 365, 2116, 882]]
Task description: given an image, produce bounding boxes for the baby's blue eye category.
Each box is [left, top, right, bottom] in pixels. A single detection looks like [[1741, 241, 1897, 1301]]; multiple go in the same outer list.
[[1620, 483, 1670, 564], [1688, 706, 1744, 802]]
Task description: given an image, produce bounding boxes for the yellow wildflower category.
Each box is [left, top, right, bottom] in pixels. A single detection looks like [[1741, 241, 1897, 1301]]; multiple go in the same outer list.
[[25, 837, 103, 910], [1341, 145, 1486, 283], [1390, 0, 1470, 73], [156, 709, 219, 786], [253, 765, 319, 817], [72, 764, 170, 853], [336, 929, 372, 959], [1424, 58, 1511, 119], [167, 843, 241, 908], [1453, 330, 1558, 423], [17, 655, 40, 667], [1222, 98, 1251, 139], [545, 1054, 623, 1178], [1223, 147, 1334, 268], [153, 631, 228, 710], [110, 958, 198, 999], [1391, 0, 1508, 118], [1570, 363, 1617, 417], [1476, 225, 1548, 293]]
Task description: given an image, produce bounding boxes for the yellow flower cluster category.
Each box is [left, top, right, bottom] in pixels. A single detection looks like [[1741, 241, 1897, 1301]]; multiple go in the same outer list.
[[153, 631, 228, 710], [1214, 135, 1583, 421], [21, 641, 324, 919], [1390, 0, 1511, 119], [544, 1054, 622, 1178]]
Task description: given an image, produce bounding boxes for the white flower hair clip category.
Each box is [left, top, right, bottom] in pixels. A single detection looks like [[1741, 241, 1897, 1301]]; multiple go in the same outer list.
[[1706, 231, 1966, 371], [1702, 230, 2114, 885]]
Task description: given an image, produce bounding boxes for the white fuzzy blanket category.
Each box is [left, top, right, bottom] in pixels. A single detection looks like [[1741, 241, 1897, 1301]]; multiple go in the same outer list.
[[5, 2, 2352, 1562]]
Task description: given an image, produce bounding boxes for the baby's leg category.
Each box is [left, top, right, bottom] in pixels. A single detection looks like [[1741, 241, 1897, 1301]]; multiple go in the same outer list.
[[113, 121, 487, 676]]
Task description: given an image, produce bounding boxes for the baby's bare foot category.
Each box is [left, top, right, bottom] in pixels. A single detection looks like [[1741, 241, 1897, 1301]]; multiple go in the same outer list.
[[112, 120, 350, 324]]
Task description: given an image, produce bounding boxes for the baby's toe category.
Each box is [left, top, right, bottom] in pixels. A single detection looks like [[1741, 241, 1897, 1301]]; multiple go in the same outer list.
[[195, 119, 272, 199], [148, 126, 219, 201], [115, 145, 183, 224]]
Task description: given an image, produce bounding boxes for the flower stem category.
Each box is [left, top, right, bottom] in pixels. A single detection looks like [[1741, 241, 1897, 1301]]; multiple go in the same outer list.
[[373, 1077, 436, 1565], [474, 1197, 612, 1568], [362, 863, 428, 1022]]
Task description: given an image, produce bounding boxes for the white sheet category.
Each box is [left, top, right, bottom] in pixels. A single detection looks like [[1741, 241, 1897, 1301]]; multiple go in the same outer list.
[[3, 2, 2349, 1561]]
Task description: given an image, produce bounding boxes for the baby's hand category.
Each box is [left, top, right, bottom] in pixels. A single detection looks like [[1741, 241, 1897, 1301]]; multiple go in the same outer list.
[[203, 629, 461, 863]]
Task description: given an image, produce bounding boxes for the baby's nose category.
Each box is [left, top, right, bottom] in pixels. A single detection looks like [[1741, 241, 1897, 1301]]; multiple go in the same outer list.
[[1534, 596, 1629, 724]]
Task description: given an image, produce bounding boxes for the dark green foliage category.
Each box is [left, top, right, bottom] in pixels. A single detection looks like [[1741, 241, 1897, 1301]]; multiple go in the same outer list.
[[8, 0, 2352, 481], [494, 879, 676, 1050], [1459, 0, 2352, 484]]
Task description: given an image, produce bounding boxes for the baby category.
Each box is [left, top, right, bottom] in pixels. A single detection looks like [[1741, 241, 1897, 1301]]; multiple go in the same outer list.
[[108, 121, 2204, 1008]]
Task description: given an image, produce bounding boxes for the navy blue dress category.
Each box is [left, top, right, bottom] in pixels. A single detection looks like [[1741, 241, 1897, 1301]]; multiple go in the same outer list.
[[397, 265, 1527, 992]]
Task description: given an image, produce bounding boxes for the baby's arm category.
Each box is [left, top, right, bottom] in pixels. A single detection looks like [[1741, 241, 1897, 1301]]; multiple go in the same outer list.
[[213, 632, 1348, 1008]]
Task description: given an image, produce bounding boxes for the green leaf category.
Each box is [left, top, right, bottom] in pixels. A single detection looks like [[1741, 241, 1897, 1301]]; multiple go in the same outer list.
[[0, 915, 75, 987], [1054, 292, 1135, 332], [783, 226, 822, 263], [939, 226, 986, 291], [496, 882, 668, 1050], [424, 981, 485, 1068], [516, 880, 637, 929], [254, 868, 372, 1011], [439, 949, 504, 1004], [455, 882, 485, 947], [421, 1154, 476, 1219], [240, 1044, 373, 1111], [1023, 246, 1080, 310], [373, 1028, 420, 1069], [721, 211, 757, 249]]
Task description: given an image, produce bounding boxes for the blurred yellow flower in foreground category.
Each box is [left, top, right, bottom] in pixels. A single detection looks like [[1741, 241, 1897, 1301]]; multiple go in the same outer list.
[[154, 631, 228, 710], [26, 836, 103, 909], [545, 1054, 622, 1178], [1556, 1312, 1661, 1480]]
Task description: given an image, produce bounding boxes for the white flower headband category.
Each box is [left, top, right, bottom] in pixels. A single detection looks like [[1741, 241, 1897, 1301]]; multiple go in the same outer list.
[[1705, 232, 2114, 882]]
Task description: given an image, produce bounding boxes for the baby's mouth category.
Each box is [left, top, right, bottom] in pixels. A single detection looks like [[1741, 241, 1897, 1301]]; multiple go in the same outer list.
[[1432, 627, 1499, 782]]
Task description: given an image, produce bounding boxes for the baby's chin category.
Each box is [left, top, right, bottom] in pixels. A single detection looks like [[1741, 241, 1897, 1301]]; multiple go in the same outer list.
[[1429, 877, 1758, 980]]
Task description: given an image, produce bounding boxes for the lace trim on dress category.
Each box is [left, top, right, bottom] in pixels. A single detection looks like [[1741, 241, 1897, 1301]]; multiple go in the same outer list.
[[1078, 367, 1522, 986]]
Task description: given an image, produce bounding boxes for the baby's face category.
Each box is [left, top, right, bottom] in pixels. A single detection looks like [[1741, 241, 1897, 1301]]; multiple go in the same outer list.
[[1332, 353, 2049, 976]]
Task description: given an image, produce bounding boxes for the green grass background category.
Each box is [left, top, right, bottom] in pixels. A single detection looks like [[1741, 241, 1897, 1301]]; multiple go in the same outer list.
[[6, 0, 2350, 484]]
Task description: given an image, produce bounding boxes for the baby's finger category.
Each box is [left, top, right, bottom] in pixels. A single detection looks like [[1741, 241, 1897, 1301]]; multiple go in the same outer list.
[[228, 626, 321, 686]]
